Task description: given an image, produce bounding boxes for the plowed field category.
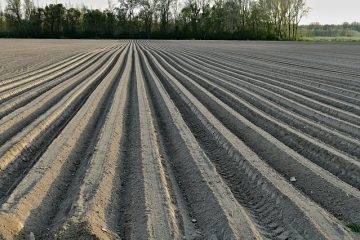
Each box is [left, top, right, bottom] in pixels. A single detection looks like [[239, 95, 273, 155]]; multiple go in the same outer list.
[[0, 40, 359, 240]]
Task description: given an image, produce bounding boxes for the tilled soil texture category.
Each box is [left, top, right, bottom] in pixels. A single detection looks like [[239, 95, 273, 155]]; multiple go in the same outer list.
[[0, 40, 359, 240], [0, 39, 118, 79]]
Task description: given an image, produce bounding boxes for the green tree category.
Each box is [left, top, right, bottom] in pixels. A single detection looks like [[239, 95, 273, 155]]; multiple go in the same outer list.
[[104, 9, 116, 37], [43, 4, 65, 37], [0, 3, 5, 34], [5, 0, 22, 34], [23, 0, 34, 20], [83, 9, 106, 37], [64, 8, 81, 37], [159, 0, 174, 35], [0, 0, 311, 40], [138, 0, 158, 38]]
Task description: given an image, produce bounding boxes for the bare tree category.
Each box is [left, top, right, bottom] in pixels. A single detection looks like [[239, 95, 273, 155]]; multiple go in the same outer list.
[[108, 0, 116, 13], [159, 0, 174, 33], [119, 0, 139, 20], [291, 0, 309, 38], [24, 0, 34, 20], [6, 0, 22, 24], [139, 0, 158, 37], [0, 3, 4, 32]]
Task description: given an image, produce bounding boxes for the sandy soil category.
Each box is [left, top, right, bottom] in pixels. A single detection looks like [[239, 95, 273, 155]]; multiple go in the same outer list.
[[0, 39, 359, 240], [0, 39, 117, 79]]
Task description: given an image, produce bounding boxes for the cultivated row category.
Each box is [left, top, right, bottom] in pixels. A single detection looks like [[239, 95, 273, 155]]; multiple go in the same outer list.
[[0, 40, 359, 239]]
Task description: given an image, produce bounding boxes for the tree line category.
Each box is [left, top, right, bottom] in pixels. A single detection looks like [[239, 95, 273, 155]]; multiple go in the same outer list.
[[0, 0, 309, 40]]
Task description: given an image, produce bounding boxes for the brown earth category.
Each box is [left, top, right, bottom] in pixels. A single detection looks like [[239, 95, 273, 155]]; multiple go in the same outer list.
[[0, 39, 359, 240]]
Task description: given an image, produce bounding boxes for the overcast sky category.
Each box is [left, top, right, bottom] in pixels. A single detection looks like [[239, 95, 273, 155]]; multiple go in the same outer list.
[[0, 0, 359, 24]]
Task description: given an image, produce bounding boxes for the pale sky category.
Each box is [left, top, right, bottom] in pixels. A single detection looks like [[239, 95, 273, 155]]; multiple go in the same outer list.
[[303, 0, 360, 24], [0, 0, 359, 25]]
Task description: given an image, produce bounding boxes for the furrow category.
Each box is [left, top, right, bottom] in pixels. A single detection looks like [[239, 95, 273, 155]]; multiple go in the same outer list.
[[148, 48, 360, 188], [0, 40, 359, 240], [0, 47, 125, 202], [162, 46, 360, 105], [54, 44, 179, 240], [0, 47, 118, 144], [0, 45, 129, 240], [180, 49, 360, 115], [154, 45, 360, 139], [139, 45, 263, 239], [54, 44, 133, 240], [151, 46, 360, 153], [155, 42, 360, 96], [133, 46, 180, 239], [0, 43, 118, 86], [188, 44, 360, 79], [0, 48, 109, 104], [143, 47, 360, 223], [0, 50, 96, 91], [141, 45, 356, 239], [0, 51, 89, 85], [0, 47, 116, 120], [155, 45, 360, 128]]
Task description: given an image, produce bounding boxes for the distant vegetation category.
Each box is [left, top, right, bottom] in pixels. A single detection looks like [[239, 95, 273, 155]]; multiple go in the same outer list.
[[0, 0, 309, 40], [299, 22, 360, 41], [300, 36, 360, 42]]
